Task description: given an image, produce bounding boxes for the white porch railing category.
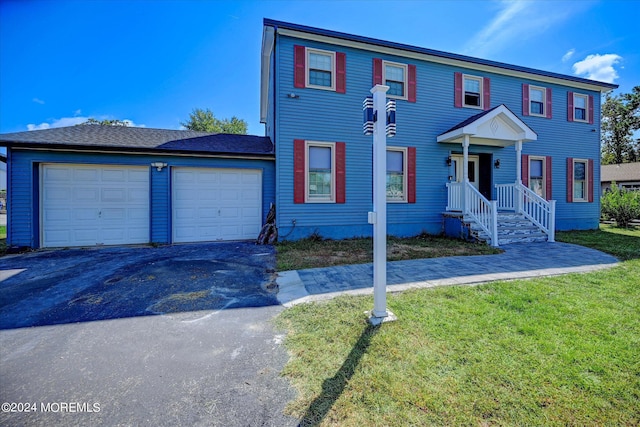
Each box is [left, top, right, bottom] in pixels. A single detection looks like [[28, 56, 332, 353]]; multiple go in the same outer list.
[[516, 183, 556, 242], [495, 183, 516, 211], [465, 183, 499, 247], [446, 182, 463, 211]]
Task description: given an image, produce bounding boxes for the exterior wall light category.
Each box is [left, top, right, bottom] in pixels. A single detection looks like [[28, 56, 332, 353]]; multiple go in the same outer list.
[[151, 162, 167, 171], [494, 159, 501, 169], [446, 156, 452, 167]]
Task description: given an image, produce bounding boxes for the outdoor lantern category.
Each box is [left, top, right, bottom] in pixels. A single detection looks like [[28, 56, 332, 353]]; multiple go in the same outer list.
[[363, 96, 374, 136]]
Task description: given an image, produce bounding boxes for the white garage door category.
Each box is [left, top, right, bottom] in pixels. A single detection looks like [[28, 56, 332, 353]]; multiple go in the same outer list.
[[172, 168, 262, 243], [41, 164, 150, 247]]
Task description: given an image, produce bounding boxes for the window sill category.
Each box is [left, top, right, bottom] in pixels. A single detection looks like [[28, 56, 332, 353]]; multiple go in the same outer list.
[[305, 84, 336, 92]]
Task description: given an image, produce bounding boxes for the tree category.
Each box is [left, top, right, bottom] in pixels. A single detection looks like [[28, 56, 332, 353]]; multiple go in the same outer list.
[[601, 86, 640, 165], [78, 118, 130, 126], [180, 108, 247, 134]]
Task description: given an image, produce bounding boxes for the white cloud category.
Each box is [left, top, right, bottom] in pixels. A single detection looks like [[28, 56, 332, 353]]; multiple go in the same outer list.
[[32, 98, 45, 105], [572, 54, 622, 83], [27, 116, 145, 130], [462, 0, 581, 58], [562, 49, 575, 63], [27, 116, 88, 130]]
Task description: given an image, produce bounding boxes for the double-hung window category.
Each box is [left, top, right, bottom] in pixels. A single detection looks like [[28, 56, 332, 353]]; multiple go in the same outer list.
[[307, 49, 335, 90], [573, 159, 588, 201], [463, 75, 483, 108], [383, 61, 407, 99], [530, 86, 545, 116], [386, 148, 407, 201], [307, 142, 335, 201], [573, 94, 588, 122], [529, 157, 545, 198]]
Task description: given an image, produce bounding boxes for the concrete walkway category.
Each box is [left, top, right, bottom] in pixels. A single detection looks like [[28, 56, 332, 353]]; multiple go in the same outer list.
[[277, 242, 619, 306]]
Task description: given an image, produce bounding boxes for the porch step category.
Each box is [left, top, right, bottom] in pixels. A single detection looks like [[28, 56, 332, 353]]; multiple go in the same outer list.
[[464, 213, 549, 245]]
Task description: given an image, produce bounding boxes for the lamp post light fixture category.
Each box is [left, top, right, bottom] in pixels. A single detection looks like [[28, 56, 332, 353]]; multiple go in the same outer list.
[[364, 84, 397, 326]]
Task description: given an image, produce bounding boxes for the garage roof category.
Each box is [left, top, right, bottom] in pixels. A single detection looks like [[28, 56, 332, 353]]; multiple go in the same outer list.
[[0, 125, 274, 157]]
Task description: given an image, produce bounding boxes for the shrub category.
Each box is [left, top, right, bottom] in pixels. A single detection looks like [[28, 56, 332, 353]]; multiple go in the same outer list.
[[601, 182, 640, 227]]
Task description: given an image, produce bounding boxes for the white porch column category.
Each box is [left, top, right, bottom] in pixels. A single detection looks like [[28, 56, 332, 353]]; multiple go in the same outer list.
[[462, 135, 470, 214], [515, 139, 523, 213], [515, 139, 523, 184]]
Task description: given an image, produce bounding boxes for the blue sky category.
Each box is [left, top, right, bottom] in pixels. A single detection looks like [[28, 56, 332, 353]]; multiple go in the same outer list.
[[1, 0, 638, 136]]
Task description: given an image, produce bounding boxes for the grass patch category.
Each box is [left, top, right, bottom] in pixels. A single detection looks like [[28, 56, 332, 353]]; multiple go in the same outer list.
[[276, 234, 501, 271], [557, 223, 640, 261], [276, 227, 640, 425]]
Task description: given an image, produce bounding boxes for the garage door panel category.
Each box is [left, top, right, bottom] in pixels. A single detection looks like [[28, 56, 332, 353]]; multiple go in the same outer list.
[[172, 168, 262, 243], [73, 169, 100, 182], [42, 164, 149, 247], [74, 188, 101, 203], [101, 188, 127, 203]]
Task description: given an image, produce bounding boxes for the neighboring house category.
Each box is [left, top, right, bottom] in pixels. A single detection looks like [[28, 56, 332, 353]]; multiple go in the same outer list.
[[0, 126, 274, 248], [260, 19, 618, 244], [601, 162, 640, 193]]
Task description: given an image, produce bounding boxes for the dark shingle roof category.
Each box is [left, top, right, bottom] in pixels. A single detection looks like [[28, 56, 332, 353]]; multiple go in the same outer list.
[[0, 126, 273, 157], [601, 162, 640, 183], [441, 105, 503, 135]]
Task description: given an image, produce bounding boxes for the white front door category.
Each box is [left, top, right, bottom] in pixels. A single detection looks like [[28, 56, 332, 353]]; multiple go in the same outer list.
[[451, 154, 480, 190], [172, 167, 262, 243], [41, 164, 150, 247]]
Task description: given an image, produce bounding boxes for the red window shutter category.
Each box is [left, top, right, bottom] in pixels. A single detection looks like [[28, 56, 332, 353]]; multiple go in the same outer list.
[[588, 159, 594, 202], [522, 154, 529, 187], [545, 156, 553, 200], [588, 95, 594, 124], [293, 139, 305, 203], [407, 147, 417, 203], [373, 58, 383, 86], [546, 87, 553, 119], [454, 72, 463, 108], [567, 91, 574, 122], [566, 157, 574, 202], [522, 84, 530, 116], [335, 142, 346, 204], [294, 45, 306, 89], [336, 52, 346, 94], [407, 64, 417, 103], [483, 77, 491, 110]]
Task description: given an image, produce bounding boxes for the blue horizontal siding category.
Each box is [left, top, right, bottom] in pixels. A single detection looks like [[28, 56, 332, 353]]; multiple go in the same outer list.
[[274, 34, 602, 240], [8, 149, 275, 248]]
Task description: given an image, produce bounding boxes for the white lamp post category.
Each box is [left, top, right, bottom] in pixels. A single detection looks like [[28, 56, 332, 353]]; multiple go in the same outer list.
[[365, 84, 397, 325]]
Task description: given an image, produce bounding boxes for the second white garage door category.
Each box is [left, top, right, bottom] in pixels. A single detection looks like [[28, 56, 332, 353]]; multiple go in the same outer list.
[[172, 168, 262, 243]]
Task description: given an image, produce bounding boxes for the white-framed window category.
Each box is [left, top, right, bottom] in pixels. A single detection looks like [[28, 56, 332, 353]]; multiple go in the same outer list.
[[529, 86, 546, 117], [529, 156, 546, 198], [463, 74, 483, 109], [306, 141, 335, 202], [383, 61, 408, 100], [573, 93, 588, 122], [387, 147, 408, 201], [306, 48, 335, 91], [573, 159, 588, 201]]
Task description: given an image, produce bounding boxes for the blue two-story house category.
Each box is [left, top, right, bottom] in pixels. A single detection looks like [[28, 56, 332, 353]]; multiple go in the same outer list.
[[260, 19, 618, 245]]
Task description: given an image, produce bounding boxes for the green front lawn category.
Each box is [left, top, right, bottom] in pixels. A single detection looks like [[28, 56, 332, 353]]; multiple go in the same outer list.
[[276, 226, 640, 426]]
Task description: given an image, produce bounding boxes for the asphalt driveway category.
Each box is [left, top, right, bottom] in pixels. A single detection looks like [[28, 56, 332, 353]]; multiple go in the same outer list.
[[0, 243, 297, 426]]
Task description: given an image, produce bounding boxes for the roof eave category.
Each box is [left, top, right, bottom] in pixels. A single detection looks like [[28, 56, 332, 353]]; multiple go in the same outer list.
[[264, 18, 619, 92]]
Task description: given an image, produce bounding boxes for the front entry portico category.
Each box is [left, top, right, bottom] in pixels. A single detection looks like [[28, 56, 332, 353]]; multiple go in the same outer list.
[[438, 104, 556, 246]]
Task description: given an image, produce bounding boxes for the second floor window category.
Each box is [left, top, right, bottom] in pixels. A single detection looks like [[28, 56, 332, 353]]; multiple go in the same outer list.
[[307, 49, 335, 90], [384, 62, 407, 98], [530, 87, 545, 116], [573, 94, 587, 121], [464, 75, 483, 108]]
